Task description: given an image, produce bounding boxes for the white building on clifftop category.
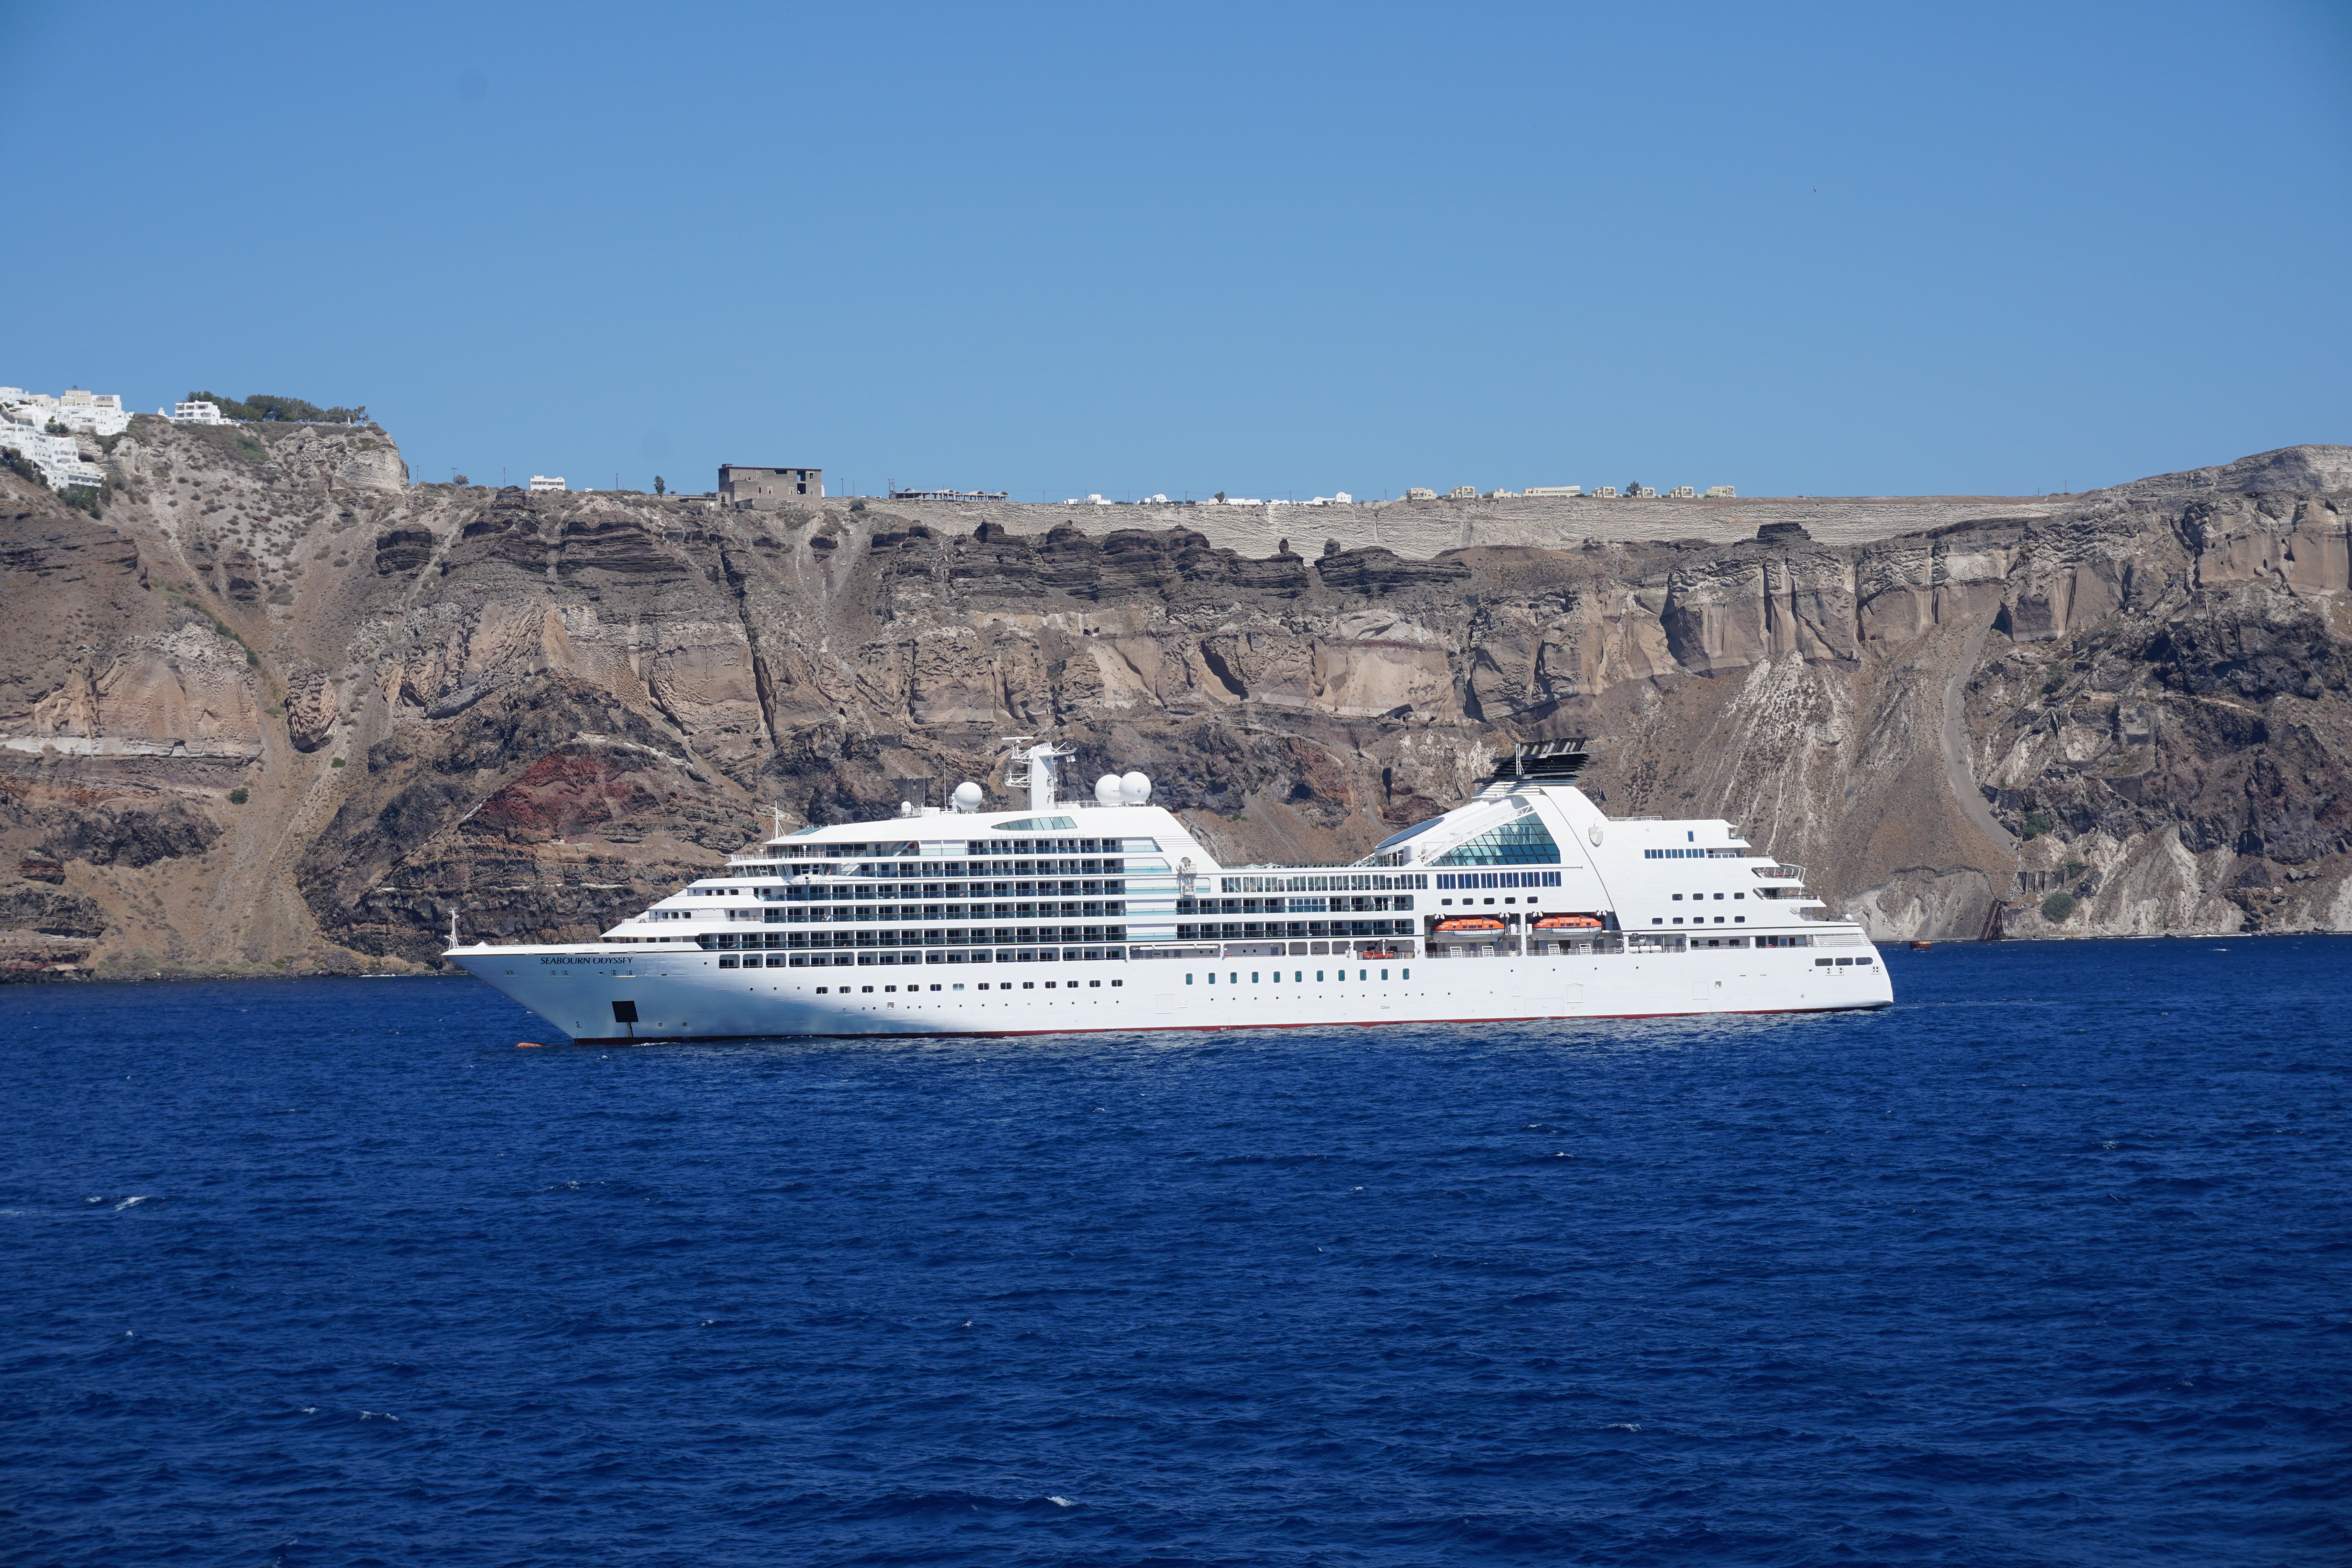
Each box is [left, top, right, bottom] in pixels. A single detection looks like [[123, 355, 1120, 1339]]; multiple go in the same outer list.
[[1, 386, 131, 437], [0, 404, 108, 490]]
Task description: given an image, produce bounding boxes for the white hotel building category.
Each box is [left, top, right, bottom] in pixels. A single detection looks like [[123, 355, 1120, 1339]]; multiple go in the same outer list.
[[0, 390, 109, 492], [0, 387, 131, 438]]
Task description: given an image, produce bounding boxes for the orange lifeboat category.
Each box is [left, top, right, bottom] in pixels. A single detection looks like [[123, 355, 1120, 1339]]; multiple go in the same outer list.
[[1534, 914, 1605, 931], [1435, 917, 1507, 932]]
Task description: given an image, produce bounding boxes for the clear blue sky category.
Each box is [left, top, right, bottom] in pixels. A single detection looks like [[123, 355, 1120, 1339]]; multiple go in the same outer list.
[[6, 1, 2348, 499]]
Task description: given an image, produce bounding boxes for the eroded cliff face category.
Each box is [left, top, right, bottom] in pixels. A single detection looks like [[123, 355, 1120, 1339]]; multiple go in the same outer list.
[[0, 418, 2344, 976]]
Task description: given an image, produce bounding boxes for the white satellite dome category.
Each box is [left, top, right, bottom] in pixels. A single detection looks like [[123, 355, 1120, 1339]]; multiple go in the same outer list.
[[1118, 770, 1151, 805], [951, 781, 985, 812], [1095, 773, 1122, 805]]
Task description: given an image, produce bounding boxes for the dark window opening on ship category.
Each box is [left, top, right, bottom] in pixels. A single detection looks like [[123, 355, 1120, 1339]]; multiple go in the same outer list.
[[817, 986, 828, 994], [1023, 981, 1035, 989], [861, 985, 874, 992]]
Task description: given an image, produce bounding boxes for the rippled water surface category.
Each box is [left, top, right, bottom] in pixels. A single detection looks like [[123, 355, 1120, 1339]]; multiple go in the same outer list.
[[2, 938, 2347, 1566]]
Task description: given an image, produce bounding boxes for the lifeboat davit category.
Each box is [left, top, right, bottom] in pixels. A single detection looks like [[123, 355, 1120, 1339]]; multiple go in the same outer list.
[[1533, 914, 1605, 930], [1435, 917, 1507, 932]]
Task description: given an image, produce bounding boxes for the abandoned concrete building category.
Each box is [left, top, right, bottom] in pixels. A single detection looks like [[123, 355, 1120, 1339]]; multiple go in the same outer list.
[[719, 464, 823, 509]]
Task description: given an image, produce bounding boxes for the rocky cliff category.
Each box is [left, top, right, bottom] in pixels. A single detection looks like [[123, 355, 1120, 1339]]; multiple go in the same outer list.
[[1, 417, 2345, 977]]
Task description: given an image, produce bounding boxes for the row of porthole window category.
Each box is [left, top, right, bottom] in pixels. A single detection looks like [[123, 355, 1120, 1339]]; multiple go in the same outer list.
[[809, 979, 1127, 994], [1188, 968, 1406, 984], [1656, 891, 1749, 926]]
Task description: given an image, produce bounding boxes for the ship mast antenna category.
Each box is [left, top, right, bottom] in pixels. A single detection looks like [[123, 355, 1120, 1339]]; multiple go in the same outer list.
[[999, 734, 1073, 810]]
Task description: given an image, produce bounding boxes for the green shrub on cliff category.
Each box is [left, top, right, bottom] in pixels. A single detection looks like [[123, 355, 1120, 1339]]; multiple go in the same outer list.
[[2040, 891, 2077, 922], [186, 391, 368, 424]]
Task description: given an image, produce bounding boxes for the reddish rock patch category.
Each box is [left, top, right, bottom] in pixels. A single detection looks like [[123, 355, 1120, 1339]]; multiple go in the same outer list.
[[469, 750, 665, 842]]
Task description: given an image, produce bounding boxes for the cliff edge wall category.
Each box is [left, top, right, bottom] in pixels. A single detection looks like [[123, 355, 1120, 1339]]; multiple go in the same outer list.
[[0, 420, 2344, 976]]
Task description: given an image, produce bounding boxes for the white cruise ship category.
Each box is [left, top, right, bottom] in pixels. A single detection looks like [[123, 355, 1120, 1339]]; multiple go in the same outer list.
[[447, 738, 1892, 1041]]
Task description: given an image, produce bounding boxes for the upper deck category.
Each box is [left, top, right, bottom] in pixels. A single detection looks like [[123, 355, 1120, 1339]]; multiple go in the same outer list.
[[583, 741, 1843, 974]]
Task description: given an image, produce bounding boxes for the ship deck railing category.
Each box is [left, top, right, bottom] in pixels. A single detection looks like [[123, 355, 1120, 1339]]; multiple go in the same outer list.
[[1425, 930, 1840, 957]]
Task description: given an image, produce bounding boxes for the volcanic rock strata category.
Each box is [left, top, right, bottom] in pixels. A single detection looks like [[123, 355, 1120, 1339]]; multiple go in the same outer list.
[[0, 417, 2345, 976]]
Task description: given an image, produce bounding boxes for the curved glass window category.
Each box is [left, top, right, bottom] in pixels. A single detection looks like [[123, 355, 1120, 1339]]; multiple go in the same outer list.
[[1432, 812, 1560, 866]]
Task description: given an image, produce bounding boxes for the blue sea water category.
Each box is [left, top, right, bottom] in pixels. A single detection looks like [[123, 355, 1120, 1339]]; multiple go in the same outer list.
[[1, 938, 2346, 1567]]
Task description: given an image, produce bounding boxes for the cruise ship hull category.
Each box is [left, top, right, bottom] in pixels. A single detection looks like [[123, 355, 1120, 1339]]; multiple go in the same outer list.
[[448, 941, 1893, 1044]]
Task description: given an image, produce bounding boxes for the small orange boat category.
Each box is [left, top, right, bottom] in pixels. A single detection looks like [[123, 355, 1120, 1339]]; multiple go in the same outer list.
[[1435, 917, 1507, 932], [1533, 914, 1605, 930]]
